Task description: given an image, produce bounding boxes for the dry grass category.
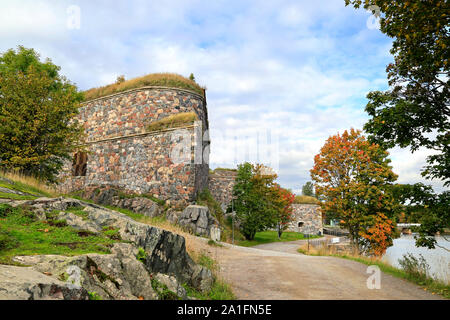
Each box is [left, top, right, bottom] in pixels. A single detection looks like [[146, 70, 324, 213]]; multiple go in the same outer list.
[[135, 215, 202, 256], [293, 195, 320, 205], [146, 112, 198, 132], [83, 73, 205, 101], [0, 170, 59, 197]]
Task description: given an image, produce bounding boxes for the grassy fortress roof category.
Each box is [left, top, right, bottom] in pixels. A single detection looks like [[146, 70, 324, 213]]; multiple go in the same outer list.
[[83, 73, 205, 101]]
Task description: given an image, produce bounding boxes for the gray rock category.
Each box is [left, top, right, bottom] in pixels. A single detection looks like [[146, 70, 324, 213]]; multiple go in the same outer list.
[[154, 273, 187, 299], [5, 197, 214, 296], [58, 211, 102, 234], [166, 209, 181, 224], [12, 244, 158, 300], [0, 265, 88, 300], [191, 265, 214, 293], [178, 205, 219, 238]]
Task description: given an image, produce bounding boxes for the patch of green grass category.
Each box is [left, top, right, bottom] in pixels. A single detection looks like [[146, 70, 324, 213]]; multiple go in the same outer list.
[[150, 276, 180, 300], [102, 226, 121, 240], [0, 204, 120, 265], [298, 248, 450, 299], [0, 192, 38, 200], [237, 231, 322, 247], [65, 206, 89, 220], [207, 240, 223, 247], [197, 253, 217, 271], [183, 253, 235, 300], [88, 291, 102, 300], [183, 279, 235, 300], [136, 247, 147, 264]]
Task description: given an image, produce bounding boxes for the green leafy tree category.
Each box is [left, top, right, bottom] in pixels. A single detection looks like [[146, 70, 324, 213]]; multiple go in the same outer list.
[[301, 181, 315, 197], [0, 46, 84, 182], [345, 1, 450, 248], [310, 129, 400, 256], [392, 183, 449, 251], [344, 0, 449, 186], [232, 163, 279, 240]]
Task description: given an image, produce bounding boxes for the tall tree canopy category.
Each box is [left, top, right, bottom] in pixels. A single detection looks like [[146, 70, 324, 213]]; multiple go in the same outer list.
[[0, 46, 84, 182], [301, 181, 315, 197], [392, 183, 449, 251], [232, 163, 293, 240], [311, 129, 399, 256], [345, 0, 449, 185], [270, 184, 295, 238]]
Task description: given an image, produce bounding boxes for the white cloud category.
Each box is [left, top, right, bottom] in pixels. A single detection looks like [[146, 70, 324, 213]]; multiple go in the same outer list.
[[0, 0, 447, 193]]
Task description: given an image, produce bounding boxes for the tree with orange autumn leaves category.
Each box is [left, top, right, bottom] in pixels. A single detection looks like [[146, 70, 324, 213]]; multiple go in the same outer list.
[[270, 184, 295, 239], [310, 129, 400, 256]]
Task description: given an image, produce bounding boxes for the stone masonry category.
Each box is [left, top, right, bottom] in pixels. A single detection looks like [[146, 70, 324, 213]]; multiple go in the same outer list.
[[58, 87, 210, 207], [286, 204, 323, 235], [208, 169, 237, 211]]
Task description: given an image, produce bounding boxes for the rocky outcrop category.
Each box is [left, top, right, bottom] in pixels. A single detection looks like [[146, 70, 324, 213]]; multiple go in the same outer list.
[[1, 197, 214, 300], [12, 244, 159, 300], [0, 265, 89, 300], [80, 187, 161, 218], [175, 205, 220, 239]]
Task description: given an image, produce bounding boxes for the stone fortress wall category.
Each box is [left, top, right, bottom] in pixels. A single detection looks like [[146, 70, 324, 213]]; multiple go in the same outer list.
[[59, 86, 210, 206], [208, 169, 237, 211]]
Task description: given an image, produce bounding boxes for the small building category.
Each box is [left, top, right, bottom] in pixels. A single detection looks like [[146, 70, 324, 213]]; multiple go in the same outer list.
[[286, 204, 323, 236]]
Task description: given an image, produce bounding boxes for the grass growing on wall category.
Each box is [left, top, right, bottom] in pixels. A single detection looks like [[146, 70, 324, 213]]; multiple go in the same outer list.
[[293, 195, 320, 205], [83, 73, 205, 101], [146, 112, 198, 132]]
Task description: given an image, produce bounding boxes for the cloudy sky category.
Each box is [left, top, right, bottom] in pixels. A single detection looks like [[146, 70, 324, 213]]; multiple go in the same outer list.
[[0, 0, 446, 193]]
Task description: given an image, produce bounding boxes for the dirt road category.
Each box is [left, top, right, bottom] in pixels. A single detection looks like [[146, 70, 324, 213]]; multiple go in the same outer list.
[[199, 239, 443, 300]]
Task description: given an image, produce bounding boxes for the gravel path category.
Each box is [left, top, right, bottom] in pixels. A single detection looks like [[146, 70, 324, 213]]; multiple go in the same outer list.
[[200, 239, 444, 300]]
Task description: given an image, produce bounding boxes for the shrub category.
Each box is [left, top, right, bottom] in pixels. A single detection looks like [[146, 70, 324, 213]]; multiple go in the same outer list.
[[136, 247, 147, 264], [88, 291, 102, 300], [0, 204, 13, 218], [398, 253, 431, 279]]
